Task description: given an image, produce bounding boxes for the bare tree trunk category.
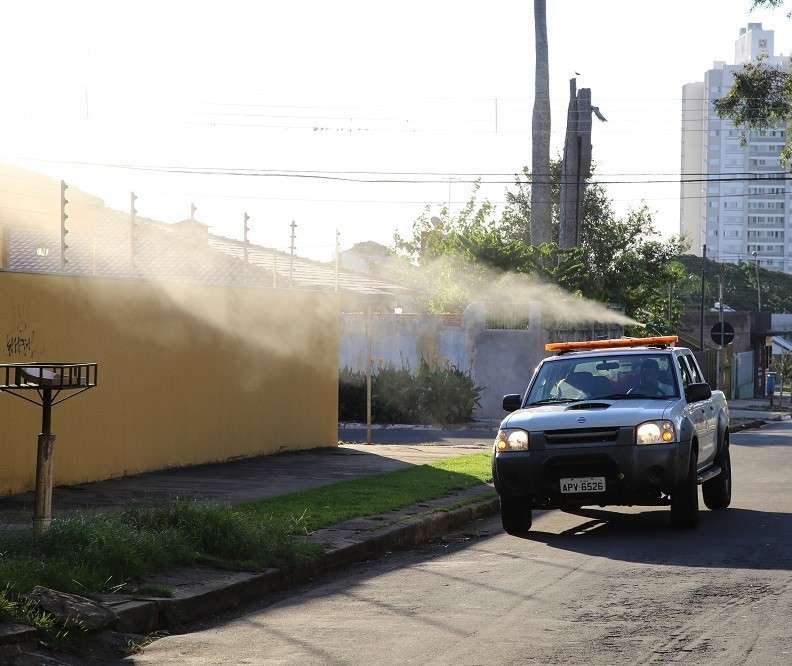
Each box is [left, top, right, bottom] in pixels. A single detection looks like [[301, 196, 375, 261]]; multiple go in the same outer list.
[[530, 0, 552, 246]]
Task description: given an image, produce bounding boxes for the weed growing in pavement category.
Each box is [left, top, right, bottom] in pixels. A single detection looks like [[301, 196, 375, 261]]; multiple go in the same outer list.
[[126, 629, 170, 655], [126, 583, 174, 599]]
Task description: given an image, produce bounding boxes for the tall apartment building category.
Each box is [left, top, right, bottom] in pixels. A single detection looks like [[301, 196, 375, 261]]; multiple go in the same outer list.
[[681, 23, 790, 272]]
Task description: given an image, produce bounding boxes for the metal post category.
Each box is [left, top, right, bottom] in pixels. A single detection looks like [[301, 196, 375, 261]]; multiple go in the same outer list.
[[717, 270, 724, 390], [699, 245, 707, 352], [366, 302, 372, 446], [752, 251, 761, 311], [33, 389, 55, 536], [289, 221, 296, 284]]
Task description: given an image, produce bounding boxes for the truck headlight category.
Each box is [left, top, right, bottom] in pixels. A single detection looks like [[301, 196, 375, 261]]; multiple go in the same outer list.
[[495, 429, 529, 451], [635, 420, 676, 445]]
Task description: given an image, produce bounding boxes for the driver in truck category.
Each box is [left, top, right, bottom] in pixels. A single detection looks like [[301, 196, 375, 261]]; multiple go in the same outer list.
[[636, 358, 673, 396]]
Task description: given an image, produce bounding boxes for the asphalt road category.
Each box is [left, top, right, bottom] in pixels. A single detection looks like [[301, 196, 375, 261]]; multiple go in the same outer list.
[[126, 421, 792, 665]]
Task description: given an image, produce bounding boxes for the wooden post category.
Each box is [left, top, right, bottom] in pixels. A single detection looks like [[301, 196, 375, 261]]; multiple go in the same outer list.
[[559, 79, 579, 250], [33, 390, 55, 536], [559, 82, 594, 249]]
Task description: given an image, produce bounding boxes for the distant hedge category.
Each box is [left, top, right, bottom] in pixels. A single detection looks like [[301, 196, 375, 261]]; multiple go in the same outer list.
[[339, 360, 482, 424]]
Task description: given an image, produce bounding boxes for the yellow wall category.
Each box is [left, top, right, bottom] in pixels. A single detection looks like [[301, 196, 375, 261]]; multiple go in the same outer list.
[[0, 272, 339, 496]]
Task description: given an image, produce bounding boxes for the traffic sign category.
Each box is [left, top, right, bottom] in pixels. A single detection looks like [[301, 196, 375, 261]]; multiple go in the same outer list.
[[710, 321, 735, 346]]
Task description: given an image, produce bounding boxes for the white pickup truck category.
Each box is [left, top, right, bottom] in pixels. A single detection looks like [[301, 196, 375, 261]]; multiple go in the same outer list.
[[492, 336, 731, 534]]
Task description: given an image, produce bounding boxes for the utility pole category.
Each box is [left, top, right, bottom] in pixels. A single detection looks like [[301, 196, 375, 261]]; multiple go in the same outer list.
[[558, 80, 597, 250], [717, 265, 724, 390], [699, 244, 707, 352]]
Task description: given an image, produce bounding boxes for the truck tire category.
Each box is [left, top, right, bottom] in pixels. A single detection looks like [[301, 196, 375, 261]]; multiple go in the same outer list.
[[703, 434, 732, 510], [500, 496, 533, 535], [670, 449, 700, 529]]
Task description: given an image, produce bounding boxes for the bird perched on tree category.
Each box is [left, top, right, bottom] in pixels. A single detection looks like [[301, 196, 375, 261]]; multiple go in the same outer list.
[[592, 106, 608, 122]]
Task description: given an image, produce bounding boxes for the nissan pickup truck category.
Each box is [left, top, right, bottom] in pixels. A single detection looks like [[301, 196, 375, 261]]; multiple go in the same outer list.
[[492, 336, 731, 534]]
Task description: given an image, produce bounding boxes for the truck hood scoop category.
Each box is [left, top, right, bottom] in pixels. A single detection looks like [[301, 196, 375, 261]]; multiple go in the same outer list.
[[566, 402, 611, 411]]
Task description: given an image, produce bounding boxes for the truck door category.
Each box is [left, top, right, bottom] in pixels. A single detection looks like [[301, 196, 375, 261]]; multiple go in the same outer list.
[[678, 353, 716, 465]]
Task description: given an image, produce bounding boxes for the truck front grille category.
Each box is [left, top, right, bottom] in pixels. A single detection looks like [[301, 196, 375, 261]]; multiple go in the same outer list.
[[543, 427, 620, 446]]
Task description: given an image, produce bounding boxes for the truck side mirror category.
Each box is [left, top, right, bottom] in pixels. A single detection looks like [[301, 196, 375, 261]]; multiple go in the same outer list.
[[685, 382, 712, 403], [502, 394, 522, 412]]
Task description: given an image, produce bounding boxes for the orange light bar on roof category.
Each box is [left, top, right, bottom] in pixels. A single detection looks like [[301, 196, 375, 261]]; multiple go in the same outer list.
[[545, 336, 679, 353]]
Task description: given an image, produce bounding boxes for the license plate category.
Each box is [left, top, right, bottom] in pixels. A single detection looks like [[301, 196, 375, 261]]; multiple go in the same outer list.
[[560, 477, 606, 493]]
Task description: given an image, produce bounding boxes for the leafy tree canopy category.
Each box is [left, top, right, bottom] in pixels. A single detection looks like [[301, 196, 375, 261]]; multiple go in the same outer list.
[[391, 164, 689, 330], [714, 2, 792, 160]]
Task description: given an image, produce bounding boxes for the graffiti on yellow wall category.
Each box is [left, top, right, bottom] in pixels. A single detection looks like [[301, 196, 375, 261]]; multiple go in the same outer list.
[[4, 307, 43, 359]]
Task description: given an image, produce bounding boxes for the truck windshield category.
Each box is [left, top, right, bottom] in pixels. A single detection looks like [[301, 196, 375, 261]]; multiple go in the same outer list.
[[525, 353, 679, 404]]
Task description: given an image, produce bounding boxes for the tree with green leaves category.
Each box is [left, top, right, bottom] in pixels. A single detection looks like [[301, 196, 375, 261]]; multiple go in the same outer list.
[[393, 168, 689, 327], [714, 2, 792, 159], [773, 350, 792, 406]]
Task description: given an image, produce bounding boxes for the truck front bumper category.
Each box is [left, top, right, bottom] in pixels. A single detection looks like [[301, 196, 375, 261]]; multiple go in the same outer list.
[[493, 435, 693, 508]]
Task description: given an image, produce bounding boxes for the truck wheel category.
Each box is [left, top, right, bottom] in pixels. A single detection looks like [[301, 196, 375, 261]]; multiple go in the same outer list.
[[703, 436, 732, 510], [500, 496, 533, 535], [671, 449, 700, 529]]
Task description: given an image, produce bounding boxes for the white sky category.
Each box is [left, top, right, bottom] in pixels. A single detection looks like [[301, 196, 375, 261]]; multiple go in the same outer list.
[[2, 0, 792, 261]]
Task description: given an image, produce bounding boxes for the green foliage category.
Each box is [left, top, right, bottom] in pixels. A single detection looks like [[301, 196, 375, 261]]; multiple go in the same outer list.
[[714, 0, 792, 162], [0, 588, 77, 646], [750, 1, 790, 17], [0, 498, 307, 597], [338, 366, 367, 422], [772, 351, 792, 401], [674, 254, 792, 313], [338, 360, 483, 424], [391, 162, 688, 328], [0, 456, 495, 640], [713, 54, 792, 161]]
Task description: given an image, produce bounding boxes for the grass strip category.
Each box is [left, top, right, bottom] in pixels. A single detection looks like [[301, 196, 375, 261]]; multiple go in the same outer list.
[[238, 452, 492, 533], [0, 452, 492, 601]]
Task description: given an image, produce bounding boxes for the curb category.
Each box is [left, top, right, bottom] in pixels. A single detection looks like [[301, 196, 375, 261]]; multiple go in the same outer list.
[[0, 624, 39, 661], [729, 413, 790, 432], [729, 418, 768, 433], [110, 496, 501, 635], [339, 422, 499, 431]]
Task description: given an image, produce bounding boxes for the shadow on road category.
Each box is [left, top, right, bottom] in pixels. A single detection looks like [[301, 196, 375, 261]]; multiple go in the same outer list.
[[521, 506, 792, 571]]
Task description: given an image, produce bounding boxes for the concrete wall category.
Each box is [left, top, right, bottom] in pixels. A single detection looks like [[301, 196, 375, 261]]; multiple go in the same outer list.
[[339, 301, 621, 419], [339, 312, 468, 374], [0, 271, 339, 496]]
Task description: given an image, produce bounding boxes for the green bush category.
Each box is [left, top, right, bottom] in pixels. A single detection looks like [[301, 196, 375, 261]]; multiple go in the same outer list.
[[339, 366, 367, 422], [338, 360, 482, 424]]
